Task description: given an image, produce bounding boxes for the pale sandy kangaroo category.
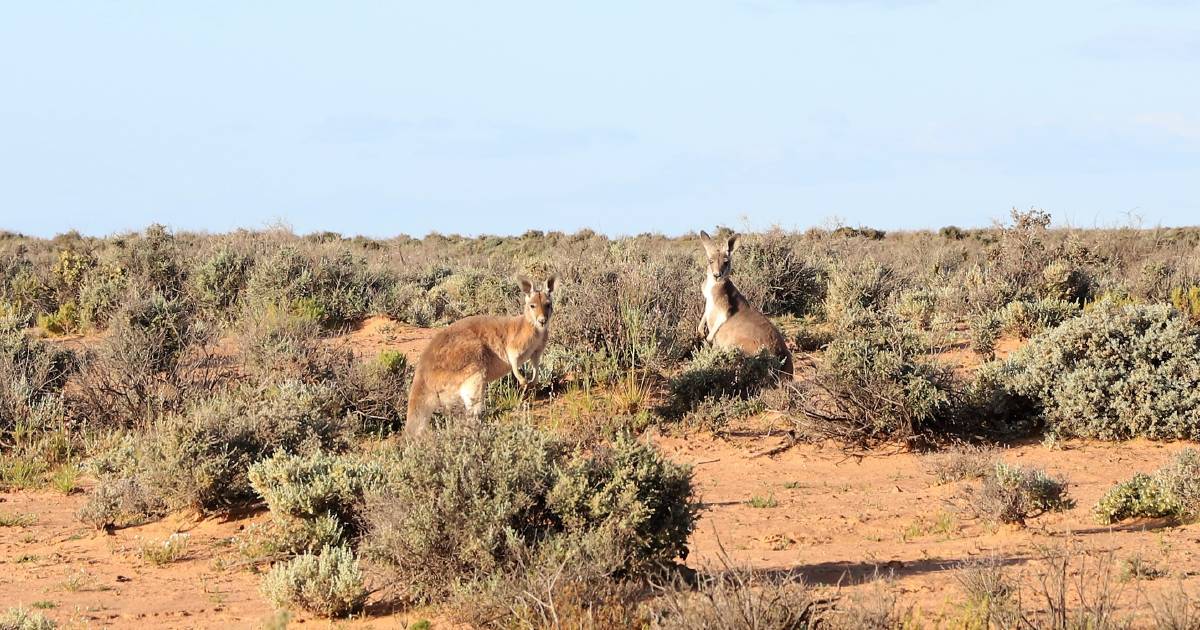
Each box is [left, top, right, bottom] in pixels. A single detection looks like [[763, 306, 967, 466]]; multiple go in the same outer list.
[[697, 230, 793, 377], [404, 276, 557, 436]]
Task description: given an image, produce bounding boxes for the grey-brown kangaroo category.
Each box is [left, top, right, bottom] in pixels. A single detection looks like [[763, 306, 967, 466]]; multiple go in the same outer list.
[[697, 230, 793, 377]]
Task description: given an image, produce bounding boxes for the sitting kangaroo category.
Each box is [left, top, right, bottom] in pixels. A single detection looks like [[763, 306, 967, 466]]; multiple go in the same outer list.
[[404, 275, 557, 437], [697, 230, 793, 377]]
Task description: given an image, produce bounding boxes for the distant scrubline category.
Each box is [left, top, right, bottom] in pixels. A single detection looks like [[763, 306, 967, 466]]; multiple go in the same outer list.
[[405, 275, 557, 436]]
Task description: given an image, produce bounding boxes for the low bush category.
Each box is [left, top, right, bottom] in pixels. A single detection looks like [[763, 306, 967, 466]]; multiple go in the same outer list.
[[662, 346, 781, 418], [0, 607, 56, 630], [1094, 449, 1200, 524], [972, 462, 1074, 525], [998, 298, 1079, 339], [1170, 285, 1200, 323], [72, 290, 215, 426], [734, 231, 825, 318], [968, 311, 1002, 360], [792, 313, 954, 445], [248, 451, 385, 553], [1006, 303, 1200, 440], [260, 544, 367, 618], [80, 382, 350, 528], [192, 247, 253, 314], [650, 562, 827, 630], [923, 445, 997, 484], [361, 421, 696, 605], [823, 260, 897, 324]]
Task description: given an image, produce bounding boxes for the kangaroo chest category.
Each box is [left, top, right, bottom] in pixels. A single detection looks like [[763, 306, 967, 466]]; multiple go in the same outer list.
[[702, 275, 732, 336]]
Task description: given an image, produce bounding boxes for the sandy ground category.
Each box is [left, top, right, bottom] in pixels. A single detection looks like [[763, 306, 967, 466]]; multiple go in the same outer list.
[[6, 319, 1198, 627]]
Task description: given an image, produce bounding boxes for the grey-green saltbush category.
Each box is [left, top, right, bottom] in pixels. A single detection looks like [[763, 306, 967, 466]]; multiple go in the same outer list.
[[261, 544, 366, 618], [1007, 303, 1200, 440], [1094, 449, 1200, 524], [974, 462, 1074, 525], [664, 346, 780, 419], [361, 421, 696, 604]]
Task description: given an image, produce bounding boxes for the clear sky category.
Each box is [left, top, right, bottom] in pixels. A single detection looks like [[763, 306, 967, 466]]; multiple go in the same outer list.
[[1, 1, 1197, 238]]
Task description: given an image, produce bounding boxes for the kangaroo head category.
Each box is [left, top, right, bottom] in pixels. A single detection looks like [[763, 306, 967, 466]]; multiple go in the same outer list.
[[519, 275, 557, 331], [699, 230, 738, 280]]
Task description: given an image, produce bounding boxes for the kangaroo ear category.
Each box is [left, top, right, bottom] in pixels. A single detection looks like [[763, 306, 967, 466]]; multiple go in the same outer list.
[[699, 230, 712, 244], [726, 233, 739, 254], [545, 275, 558, 294], [518, 277, 534, 296]]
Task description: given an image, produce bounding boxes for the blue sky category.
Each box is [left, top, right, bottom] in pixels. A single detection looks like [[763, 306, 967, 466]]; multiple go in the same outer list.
[[1, 1, 1197, 237]]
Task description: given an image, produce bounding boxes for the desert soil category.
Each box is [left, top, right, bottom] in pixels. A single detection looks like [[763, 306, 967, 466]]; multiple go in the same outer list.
[[3, 318, 1197, 628]]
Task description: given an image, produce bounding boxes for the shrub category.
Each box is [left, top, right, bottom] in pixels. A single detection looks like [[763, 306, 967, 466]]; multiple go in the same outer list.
[[362, 421, 696, 604], [75, 264, 126, 330], [663, 346, 781, 418], [1094, 449, 1200, 524], [969, 311, 1002, 360], [734, 231, 825, 317], [116, 224, 187, 296], [260, 545, 367, 618], [72, 290, 214, 425], [792, 312, 954, 445], [36, 302, 78, 336], [1170, 286, 1200, 324], [0, 325, 72, 448], [923, 445, 997, 484], [243, 246, 384, 328], [823, 260, 896, 324], [0, 607, 56, 630], [894, 289, 938, 330], [998, 298, 1079, 339], [1006, 303, 1200, 440], [972, 462, 1074, 525], [1041, 260, 1094, 304], [549, 432, 697, 572], [192, 248, 253, 313], [940, 225, 967, 240], [80, 382, 350, 527], [650, 563, 826, 630], [248, 451, 385, 552]]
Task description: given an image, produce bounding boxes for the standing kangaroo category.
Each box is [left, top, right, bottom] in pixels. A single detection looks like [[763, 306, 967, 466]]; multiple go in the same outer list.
[[404, 276, 557, 437], [697, 230, 793, 377]]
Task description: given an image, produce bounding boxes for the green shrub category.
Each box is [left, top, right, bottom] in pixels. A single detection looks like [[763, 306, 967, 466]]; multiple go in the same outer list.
[[248, 451, 385, 552], [1094, 449, 1200, 524], [734, 231, 825, 317], [998, 298, 1079, 339], [75, 264, 127, 330], [260, 545, 367, 618], [650, 562, 826, 630], [549, 432, 697, 572], [1006, 303, 1200, 440], [1170, 286, 1200, 323], [244, 247, 381, 328], [116, 224, 187, 296], [894, 289, 937, 330], [793, 312, 954, 445], [663, 346, 780, 418], [193, 248, 253, 313], [823, 260, 896, 324], [968, 311, 1002, 360], [0, 326, 72, 447], [972, 462, 1074, 525], [36, 302, 79, 336], [72, 290, 212, 425], [1041, 260, 1094, 304], [80, 382, 350, 527], [362, 421, 696, 604], [0, 606, 56, 630]]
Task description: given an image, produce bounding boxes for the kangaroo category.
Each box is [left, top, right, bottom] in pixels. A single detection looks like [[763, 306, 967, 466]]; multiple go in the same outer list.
[[697, 230, 793, 377], [404, 275, 557, 437]]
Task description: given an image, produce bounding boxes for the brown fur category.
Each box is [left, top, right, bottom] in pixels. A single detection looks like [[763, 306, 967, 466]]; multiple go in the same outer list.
[[404, 276, 556, 436], [698, 230, 793, 377]]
